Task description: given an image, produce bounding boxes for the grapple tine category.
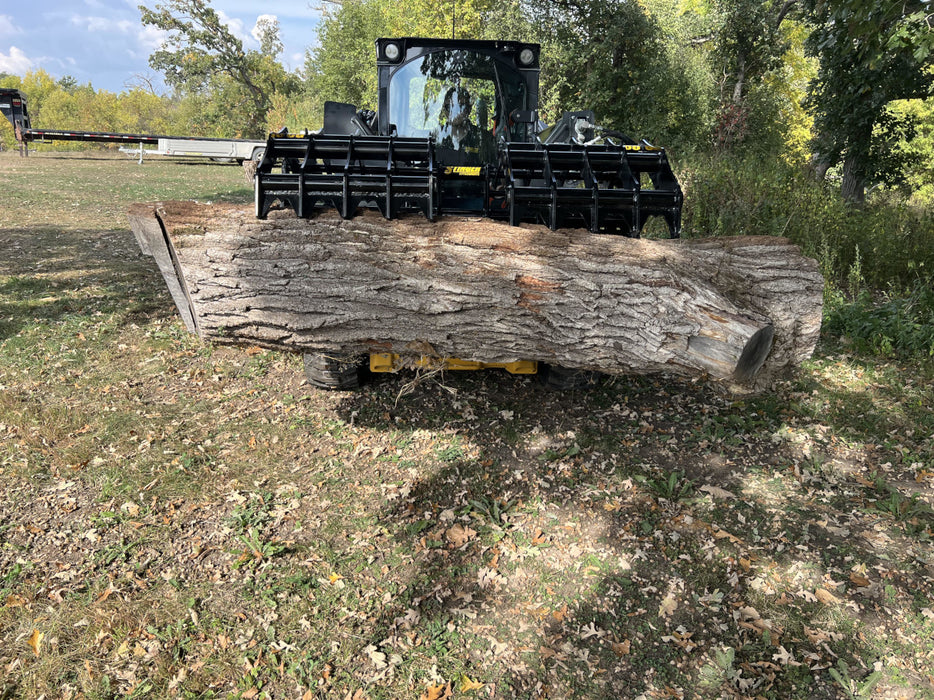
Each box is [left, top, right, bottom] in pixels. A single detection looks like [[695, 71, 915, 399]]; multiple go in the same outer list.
[[253, 133, 439, 222], [497, 141, 680, 237]]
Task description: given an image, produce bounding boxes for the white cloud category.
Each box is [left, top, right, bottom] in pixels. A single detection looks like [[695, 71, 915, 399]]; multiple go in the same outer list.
[[136, 24, 168, 52], [213, 1, 322, 21], [217, 10, 249, 43], [0, 14, 23, 35], [70, 14, 134, 33], [0, 46, 34, 74], [251, 13, 278, 43]]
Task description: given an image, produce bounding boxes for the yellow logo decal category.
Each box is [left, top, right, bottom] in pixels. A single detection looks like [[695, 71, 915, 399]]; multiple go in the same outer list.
[[444, 166, 482, 176]]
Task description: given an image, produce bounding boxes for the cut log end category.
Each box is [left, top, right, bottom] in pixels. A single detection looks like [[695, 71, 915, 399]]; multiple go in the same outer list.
[[129, 202, 824, 393], [734, 325, 775, 384]]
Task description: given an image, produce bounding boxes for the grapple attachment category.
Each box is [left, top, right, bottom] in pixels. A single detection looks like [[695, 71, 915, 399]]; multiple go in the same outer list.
[[500, 141, 682, 237], [255, 132, 682, 238], [255, 132, 438, 221]]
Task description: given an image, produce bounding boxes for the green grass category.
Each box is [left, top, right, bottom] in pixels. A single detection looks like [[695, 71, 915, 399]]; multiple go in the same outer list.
[[1, 150, 933, 698]]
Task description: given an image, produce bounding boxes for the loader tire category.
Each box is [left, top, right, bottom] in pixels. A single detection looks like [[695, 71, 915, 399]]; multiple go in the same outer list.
[[303, 352, 367, 390], [538, 364, 601, 391]]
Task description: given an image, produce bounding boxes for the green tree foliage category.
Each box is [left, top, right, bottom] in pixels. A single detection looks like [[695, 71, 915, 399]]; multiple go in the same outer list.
[[712, 0, 790, 105], [139, 0, 300, 138], [307, 0, 711, 151], [305, 0, 500, 114], [522, 0, 712, 150], [305, 1, 384, 112], [890, 97, 934, 203], [707, 0, 797, 153], [0, 70, 177, 149], [803, 0, 934, 202]]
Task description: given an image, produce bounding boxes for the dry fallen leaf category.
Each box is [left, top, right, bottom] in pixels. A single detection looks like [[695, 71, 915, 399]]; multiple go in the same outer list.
[[700, 484, 736, 499], [805, 626, 831, 644], [459, 675, 484, 692], [815, 588, 841, 605], [712, 527, 742, 544], [120, 501, 140, 516], [612, 639, 631, 657], [27, 629, 43, 657], [445, 524, 477, 548], [772, 645, 801, 666], [420, 683, 452, 700], [658, 594, 678, 618], [363, 644, 387, 669]]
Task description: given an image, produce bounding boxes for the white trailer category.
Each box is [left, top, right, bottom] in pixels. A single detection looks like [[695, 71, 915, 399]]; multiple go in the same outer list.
[[122, 137, 266, 163]]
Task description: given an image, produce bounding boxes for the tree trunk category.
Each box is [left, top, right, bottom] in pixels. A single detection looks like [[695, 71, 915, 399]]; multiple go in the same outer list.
[[128, 202, 824, 393], [841, 151, 866, 205]]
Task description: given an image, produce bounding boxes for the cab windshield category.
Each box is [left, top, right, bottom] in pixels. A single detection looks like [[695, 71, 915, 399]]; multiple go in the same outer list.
[[387, 49, 529, 163]]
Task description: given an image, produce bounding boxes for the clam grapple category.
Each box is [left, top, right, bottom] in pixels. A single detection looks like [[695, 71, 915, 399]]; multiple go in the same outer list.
[[255, 37, 683, 237]]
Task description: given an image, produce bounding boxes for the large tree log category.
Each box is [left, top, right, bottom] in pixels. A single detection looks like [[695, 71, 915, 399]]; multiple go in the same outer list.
[[128, 201, 823, 391]]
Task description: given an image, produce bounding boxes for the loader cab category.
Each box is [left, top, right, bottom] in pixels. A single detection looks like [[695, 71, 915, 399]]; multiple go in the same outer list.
[[375, 38, 540, 166]]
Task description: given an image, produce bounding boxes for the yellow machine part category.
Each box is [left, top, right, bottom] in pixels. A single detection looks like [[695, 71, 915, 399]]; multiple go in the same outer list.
[[370, 353, 537, 375]]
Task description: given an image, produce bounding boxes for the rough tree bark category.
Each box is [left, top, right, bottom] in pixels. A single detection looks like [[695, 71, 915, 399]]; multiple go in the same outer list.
[[128, 202, 823, 392]]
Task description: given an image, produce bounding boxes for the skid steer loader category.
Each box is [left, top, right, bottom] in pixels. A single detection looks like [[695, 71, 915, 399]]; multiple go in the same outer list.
[[253, 37, 684, 389]]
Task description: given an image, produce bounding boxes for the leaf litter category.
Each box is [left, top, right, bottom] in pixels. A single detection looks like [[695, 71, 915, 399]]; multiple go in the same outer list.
[[1, 152, 933, 699]]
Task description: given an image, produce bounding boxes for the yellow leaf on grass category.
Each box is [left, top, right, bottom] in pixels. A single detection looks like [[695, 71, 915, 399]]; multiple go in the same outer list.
[[459, 675, 484, 692], [27, 629, 44, 657], [712, 527, 742, 544], [815, 588, 841, 605], [420, 683, 452, 700], [658, 594, 678, 618], [552, 603, 568, 622]]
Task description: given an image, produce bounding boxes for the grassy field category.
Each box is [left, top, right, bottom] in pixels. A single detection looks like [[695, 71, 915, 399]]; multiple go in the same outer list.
[[1, 150, 933, 699]]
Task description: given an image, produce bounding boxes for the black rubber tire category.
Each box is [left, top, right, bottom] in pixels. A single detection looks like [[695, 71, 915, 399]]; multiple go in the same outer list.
[[538, 364, 601, 391], [303, 352, 367, 390]]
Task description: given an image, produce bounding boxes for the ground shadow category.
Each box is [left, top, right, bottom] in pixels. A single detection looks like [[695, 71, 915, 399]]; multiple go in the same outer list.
[[295, 368, 934, 697], [0, 225, 179, 341]]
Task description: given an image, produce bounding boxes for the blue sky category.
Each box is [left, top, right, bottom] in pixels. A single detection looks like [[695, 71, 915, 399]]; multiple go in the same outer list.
[[0, 0, 322, 93]]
